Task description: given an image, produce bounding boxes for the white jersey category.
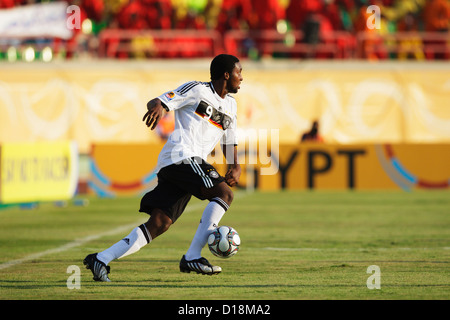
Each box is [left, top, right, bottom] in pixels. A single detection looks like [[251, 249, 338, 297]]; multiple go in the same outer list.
[[155, 81, 238, 172]]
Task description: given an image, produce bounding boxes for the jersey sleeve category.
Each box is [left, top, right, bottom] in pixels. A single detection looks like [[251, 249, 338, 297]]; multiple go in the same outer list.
[[157, 81, 200, 111]]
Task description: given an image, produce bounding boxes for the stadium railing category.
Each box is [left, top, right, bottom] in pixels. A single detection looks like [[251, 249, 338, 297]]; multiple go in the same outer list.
[[356, 31, 450, 60], [223, 29, 355, 59], [0, 29, 448, 60], [97, 29, 224, 58]]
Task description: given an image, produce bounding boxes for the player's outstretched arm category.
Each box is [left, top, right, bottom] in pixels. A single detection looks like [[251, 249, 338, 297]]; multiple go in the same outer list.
[[143, 98, 165, 130]]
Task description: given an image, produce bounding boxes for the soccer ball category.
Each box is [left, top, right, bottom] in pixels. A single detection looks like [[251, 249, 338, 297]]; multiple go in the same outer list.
[[207, 226, 240, 258]]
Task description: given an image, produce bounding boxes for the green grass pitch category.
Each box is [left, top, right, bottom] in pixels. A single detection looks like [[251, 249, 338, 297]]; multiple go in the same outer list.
[[0, 190, 449, 300]]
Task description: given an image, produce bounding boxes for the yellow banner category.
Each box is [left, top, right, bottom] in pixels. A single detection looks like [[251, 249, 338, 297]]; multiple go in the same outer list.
[[0, 141, 78, 203], [245, 144, 450, 191], [88, 143, 162, 197], [88, 143, 450, 194], [1, 62, 450, 153]]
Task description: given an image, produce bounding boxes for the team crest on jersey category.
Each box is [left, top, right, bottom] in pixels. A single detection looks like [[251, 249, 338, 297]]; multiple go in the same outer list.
[[223, 119, 231, 130], [165, 91, 175, 100], [195, 100, 232, 130]]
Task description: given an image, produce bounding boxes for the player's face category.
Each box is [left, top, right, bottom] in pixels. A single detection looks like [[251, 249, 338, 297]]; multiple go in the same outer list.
[[226, 62, 243, 94]]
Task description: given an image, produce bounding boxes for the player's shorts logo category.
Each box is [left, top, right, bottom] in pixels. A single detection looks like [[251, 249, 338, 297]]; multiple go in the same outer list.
[[209, 170, 219, 179]]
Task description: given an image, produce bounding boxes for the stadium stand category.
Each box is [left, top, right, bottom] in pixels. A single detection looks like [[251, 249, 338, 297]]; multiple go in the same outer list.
[[0, 0, 449, 60]]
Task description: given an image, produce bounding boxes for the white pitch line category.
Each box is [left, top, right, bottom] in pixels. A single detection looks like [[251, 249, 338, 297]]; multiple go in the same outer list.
[[0, 221, 140, 271], [263, 247, 450, 252]]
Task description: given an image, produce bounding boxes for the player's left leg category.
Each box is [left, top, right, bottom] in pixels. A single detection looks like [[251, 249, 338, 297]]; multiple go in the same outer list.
[[184, 181, 233, 262]]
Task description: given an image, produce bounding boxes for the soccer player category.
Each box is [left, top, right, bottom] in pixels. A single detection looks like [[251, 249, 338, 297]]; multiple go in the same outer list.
[[83, 54, 243, 281]]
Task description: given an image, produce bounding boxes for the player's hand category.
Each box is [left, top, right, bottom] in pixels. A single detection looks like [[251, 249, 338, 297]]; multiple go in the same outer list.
[[143, 99, 164, 130], [225, 164, 241, 187]]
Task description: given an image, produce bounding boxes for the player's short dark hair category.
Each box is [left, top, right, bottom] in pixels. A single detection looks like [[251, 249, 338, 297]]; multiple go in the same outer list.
[[210, 54, 240, 80]]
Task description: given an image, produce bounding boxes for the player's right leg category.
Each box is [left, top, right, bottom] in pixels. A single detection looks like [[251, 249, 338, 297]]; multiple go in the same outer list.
[[83, 210, 170, 282], [84, 222, 152, 282], [84, 167, 192, 282], [83, 253, 111, 282]]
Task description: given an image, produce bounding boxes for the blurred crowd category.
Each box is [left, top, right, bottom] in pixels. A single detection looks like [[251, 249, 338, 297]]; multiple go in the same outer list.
[[1, 0, 449, 33], [0, 0, 449, 60]]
